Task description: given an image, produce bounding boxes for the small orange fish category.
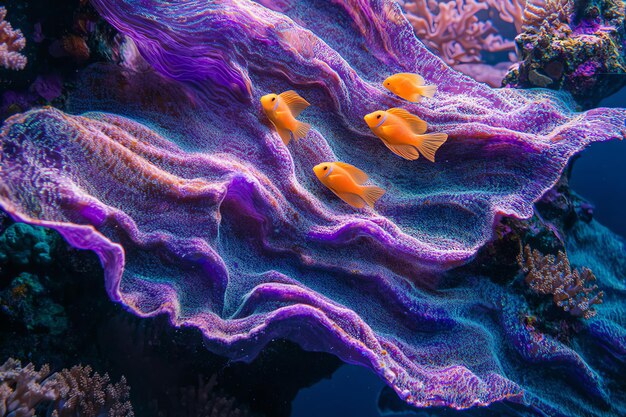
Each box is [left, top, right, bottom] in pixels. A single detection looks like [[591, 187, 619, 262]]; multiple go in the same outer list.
[[261, 90, 311, 145], [364, 108, 448, 162], [383, 73, 437, 102], [313, 162, 385, 209]]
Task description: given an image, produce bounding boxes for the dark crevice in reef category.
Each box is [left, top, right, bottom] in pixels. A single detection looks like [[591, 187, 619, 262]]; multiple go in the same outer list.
[[0, 210, 342, 417], [455, 160, 606, 335], [1, 0, 119, 122]]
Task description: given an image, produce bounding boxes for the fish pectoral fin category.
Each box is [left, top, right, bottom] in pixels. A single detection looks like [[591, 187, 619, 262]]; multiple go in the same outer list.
[[386, 108, 427, 134], [360, 186, 385, 208], [279, 90, 310, 117], [333, 162, 368, 184], [292, 121, 310, 141], [384, 142, 420, 160], [334, 191, 366, 209], [276, 127, 292, 145]]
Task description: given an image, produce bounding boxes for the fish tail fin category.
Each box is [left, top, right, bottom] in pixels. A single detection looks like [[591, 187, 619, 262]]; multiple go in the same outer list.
[[293, 121, 311, 141], [414, 132, 448, 162], [417, 84, 437, 99], [360, 186, 385, 208]]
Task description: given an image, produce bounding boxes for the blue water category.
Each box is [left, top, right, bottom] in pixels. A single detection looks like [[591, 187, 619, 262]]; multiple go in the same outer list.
[[292, 364, 385, 417], [569, 87, 626, 239]]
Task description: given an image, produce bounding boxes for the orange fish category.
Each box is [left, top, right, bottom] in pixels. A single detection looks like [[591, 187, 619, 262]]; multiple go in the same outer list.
[[313, 162, 385, 209], [261, 90, 311, 145], [364, 108, 448, 162], [383, 73, 437, 102]]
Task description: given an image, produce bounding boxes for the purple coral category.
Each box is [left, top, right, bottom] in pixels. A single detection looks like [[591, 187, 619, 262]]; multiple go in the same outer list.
[[1, 0, 625, 412], [0, 7, 27, 71], [518, 245, 604, 319]]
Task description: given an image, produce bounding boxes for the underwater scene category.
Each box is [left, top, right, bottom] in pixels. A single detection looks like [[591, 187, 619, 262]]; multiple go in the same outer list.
[[1, 0, 625, 416]]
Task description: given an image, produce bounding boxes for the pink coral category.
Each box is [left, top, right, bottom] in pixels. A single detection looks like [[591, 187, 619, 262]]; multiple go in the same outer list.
[[0, 7, 27, 71], [517, 245, 604, 319], [486, 0, 526, 33], [0, 358, 134, 417], [0, 358, 56, 416], [400, 0, 518, 65]]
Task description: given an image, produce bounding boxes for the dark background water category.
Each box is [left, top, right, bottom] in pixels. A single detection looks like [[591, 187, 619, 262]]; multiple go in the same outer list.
[[290, 86, 626, 417], [569, 87, 626, 238]]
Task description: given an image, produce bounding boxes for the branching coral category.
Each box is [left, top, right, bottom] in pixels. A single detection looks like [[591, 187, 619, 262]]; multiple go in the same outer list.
[[52, 365, 134, 417], [487, 0, 526, 33], [0, 7, 27, 71], [520, 0, 574, 33], [400, 0, 515, 65], [0, 358, 57, 416], [517, 245, 604, 319], [0, 358, 134, 417]]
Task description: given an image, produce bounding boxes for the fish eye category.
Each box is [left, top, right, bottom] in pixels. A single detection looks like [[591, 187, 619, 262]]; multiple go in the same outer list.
[[376, 114, 381, 119], [386, 82, 390, 85], [271, 97, 276, 101], [323, 166, 328, 170]]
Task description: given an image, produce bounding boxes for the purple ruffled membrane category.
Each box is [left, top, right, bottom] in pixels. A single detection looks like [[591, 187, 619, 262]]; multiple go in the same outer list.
[[1, 0, 625, 412]]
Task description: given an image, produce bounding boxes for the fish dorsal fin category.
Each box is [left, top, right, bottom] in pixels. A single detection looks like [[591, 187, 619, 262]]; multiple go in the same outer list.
[[397, 73, 425, 86], [334, 162, 368, 185], [387, 108, 427, 134], [279, 90, 310, 117]]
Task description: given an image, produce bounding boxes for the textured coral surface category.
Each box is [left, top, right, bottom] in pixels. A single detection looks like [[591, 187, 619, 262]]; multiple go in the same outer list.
[[1, 0, 626, 413]]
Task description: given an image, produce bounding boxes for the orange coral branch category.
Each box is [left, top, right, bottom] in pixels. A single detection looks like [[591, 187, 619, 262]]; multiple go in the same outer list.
[[517, 245, 604, 319]]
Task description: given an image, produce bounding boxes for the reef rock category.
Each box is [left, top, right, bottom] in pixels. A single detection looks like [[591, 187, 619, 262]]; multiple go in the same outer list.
[[0, 223, 54, 267], [504, 0, 626, 108]]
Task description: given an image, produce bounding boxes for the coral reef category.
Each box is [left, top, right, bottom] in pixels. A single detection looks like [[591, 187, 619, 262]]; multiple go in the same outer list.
[[0, 6, 27, 71], [504, 0, 626, 107], [518, 245, 605, 319], [0, 272, 68, 334], [52, 365, 134, 417], [0, 359, 56, 416], [400, 0, 515, 65], [0, 223, 54, 267], [0, 358, 134, 417], [1, 0, 625, 415], [1, 0, 122, 121], [399, 0, 526, 86]]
